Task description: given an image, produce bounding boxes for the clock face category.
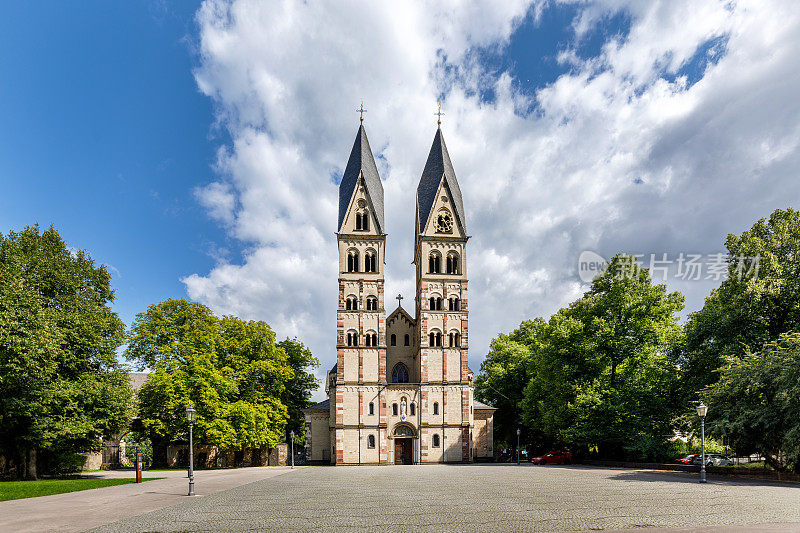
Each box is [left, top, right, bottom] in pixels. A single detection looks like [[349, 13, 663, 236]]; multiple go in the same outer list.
[[436, 212, 453, 233]]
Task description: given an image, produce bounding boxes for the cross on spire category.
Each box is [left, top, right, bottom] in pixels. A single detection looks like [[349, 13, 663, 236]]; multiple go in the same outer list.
[[357, 100, 367, 123], [396, 293, 404, 307], [435, 102, 445, 126]]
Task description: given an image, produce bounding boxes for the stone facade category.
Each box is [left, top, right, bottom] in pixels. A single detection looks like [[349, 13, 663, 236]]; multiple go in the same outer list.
[[304, 124, 495, 464]]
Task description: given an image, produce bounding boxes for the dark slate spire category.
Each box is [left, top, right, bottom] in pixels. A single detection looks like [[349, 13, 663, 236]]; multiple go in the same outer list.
[[338, 124, 384, 233], [416, 127, 465, 234]]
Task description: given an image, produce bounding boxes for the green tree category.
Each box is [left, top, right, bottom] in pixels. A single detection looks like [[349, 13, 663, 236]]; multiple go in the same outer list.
[[126, 300, 293, 464], [708, 332, 800, 472], [682, 208, 800, 392], [522, 255, 685, 460], [277, 338, 320, 444], [0, 226, 132, 479], [475, 320, 544, 453]]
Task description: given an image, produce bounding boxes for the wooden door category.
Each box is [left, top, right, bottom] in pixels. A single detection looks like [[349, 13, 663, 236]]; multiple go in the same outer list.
[[394, 438, 413, 464]]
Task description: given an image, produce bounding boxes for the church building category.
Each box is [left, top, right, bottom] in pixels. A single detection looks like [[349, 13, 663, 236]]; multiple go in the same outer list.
[[303, 118, 495, 464]]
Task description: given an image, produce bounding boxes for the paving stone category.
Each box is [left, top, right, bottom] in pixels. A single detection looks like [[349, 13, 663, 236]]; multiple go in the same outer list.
[[92, 464, 800, 532]]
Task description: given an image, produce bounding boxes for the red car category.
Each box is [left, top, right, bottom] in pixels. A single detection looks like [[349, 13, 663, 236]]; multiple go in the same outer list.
[[676, 454, 699, 464], [531, 452, 572, 465]]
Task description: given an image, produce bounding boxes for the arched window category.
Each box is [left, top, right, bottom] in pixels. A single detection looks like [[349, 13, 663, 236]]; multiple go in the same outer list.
[[404, 334, 410, 346], [432, 434, 440, 447], [345, 295, 358, 311], [392, 403, 398, 416], [390, 334, 397, 346], [369, 402, 374, 415], [347, 249, 359, 273], [365, 296, 378, 311], [355, 211, 369, 231], [346, 330, 359, 347], [449, 297, 460, 311], [394, 424, 415, 437], [391, 363, 409, 383], [365, 249, 377, 273], [429, 251, 441, 274], [367, 434, 375, 448], [428, 330, 442, 347], [446, 252, 460, 274], [433, 402, 439, 415], [410, 402, 415, 416], [449, 330, 461, 347], [365, 330, 378, 347], [428, 296, 442, 310]]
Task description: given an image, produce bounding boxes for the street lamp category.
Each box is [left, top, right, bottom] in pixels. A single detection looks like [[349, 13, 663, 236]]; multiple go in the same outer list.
[[696, 402, 708, 484], [516, 428, 521, 466], [185, 406, 196, 496], [290, 430, 295, 469]]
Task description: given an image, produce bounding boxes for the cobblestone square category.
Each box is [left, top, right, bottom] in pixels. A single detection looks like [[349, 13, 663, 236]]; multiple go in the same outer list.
[[94, 464, 800, 532]]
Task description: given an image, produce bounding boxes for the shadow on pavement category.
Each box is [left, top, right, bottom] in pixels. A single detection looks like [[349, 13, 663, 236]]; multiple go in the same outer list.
[[607, 468, 800, 488]]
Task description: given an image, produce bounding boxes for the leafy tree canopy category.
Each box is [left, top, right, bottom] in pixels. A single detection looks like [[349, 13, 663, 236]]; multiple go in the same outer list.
[[682, 208, 800, 392], [0, 226, 132, 479], [277, 338, 320, 444], [708, 332, 800, 472], [126, 299, 295, 452], [475, 320, 544, 451], [487, 255, 686, 460]]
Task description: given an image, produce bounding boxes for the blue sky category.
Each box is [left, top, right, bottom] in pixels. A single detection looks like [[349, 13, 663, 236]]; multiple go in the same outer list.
[[0, 1, 227, 329], [3, 1, 799, 392], [0, 1, 628, 332]]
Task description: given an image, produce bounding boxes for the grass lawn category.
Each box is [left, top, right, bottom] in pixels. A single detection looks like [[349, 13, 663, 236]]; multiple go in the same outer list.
[[0, 477, 159, 501], [722, 461, 770, 469]]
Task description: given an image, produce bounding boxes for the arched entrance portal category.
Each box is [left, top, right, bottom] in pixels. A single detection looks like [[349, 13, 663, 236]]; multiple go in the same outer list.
[[393, 424, 415, 465]]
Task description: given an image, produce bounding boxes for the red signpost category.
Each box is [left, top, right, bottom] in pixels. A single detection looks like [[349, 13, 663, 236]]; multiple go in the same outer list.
[[135, 452, 142, 483]]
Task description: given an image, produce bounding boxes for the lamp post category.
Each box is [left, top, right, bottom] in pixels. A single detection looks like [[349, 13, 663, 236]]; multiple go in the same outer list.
[[185, 406, 196, 496], [516, 428, 521, 465], [696, 402, 708, 484], [290, 430, 295, 469]]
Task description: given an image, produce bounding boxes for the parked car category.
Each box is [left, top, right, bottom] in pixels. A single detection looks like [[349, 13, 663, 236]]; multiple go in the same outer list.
[[676, 454, 700, 464], [692, 454, 734, 466], [530, 452, 572, 465], [708, 454, 734, 466]]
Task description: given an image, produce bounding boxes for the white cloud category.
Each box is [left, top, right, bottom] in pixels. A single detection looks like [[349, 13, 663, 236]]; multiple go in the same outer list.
[[195, 180, 236, 225], [185, 0, 800, 399]]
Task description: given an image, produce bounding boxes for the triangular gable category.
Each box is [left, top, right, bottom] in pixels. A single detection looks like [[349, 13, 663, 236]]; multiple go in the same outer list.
[[387, 305, 415, 327]]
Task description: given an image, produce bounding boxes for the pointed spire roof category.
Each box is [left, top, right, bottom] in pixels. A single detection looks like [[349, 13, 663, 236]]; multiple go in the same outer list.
[[416, 127, 465, 234], [338, 124, 385, 233]]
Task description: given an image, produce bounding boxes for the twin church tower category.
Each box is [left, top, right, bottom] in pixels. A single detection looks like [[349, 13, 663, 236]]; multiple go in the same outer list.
[[303, 118, 495, 464]]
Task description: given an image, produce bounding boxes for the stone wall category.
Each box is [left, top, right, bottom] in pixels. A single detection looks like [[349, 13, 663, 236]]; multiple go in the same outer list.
[[165, 444, 288, 468], [473, 410, 494, 459]]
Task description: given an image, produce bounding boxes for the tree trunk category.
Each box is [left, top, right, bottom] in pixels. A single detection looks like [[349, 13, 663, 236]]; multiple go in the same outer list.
[[764, 451, 786, 472], [26, 448, 37, 480]]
